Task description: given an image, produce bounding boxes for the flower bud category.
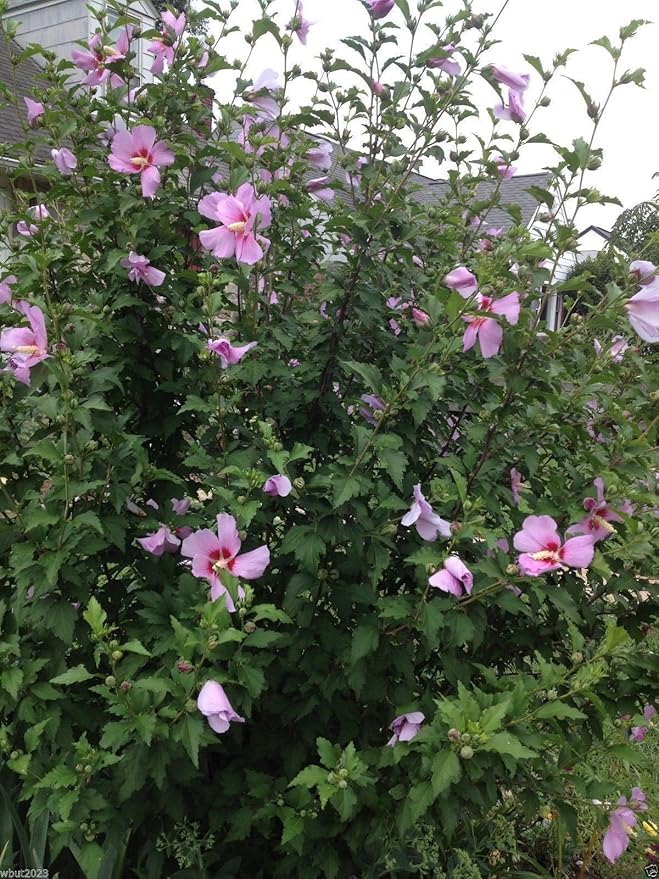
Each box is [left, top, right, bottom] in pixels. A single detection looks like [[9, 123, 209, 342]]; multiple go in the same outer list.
[[318, 569, 329, 581], [244, 621, 256, 634], [327, 771, 337, 784], [84, 764, 93, 774], [10, 750, 20, 760], [505, 563, 519, 576], [338, 768, 348, 780], [447, 728, 461, 743], [461, 733, 471, 744], [119, 680, 132, 693], [176, 660, 193, 673], [460, 745, 474, 760], [338, 779, 348, 789], [185, 699, 196, 713], [547, 688, 558, 700], [111, 650, 123, 662], [75, 763, 84, 772], [329, 569, 340, 580], [104, 675, 116, 687], [63, 453, 75, 465], [520, 593, 531, 604], [207, 635, 218, 650], [293, 477, 305, 491], [571, 651, 583, 664]]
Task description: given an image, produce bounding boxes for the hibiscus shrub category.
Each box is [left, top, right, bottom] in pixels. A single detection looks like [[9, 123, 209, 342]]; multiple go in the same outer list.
[[0, 1, 657, 877]]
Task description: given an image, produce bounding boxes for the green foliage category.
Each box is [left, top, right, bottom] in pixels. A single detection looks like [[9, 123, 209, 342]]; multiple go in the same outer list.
[[0, 2, 656, 878]]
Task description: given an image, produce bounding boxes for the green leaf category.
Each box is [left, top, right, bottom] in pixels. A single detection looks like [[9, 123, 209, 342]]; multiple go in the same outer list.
[[535, 702, 586, 721], [333, 475, 362, 507], [342, 360, 383, 391], [289, 765, 327, 788], [482, 733, 537, 760], [431, 750, 462, 796], [316, 737, 341, 769], [180, 714, 203, 769], [281, 812, 304, 846], [121, 639, 150, 656], [350, 623, 379, 665], [51, 665, 94, 685], [0, 667, 23, 699], [83, 597, 108, 636]]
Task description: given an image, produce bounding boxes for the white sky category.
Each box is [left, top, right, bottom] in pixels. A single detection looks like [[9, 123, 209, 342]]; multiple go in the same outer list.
[[210, 0, 658, 232]]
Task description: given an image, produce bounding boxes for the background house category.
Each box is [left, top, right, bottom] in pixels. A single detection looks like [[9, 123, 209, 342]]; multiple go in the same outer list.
[[5, 0, 158, 84]]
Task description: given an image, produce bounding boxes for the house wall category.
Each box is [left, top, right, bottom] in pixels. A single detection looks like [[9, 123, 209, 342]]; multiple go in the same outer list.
[[0, 173, 13, 263], [6, 0, 157, 85]]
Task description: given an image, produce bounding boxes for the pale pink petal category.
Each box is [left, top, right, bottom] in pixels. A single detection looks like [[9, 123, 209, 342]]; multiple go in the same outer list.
[[560, 535, 595, 568], [491, 291, 520, 325], [180, 528, 219, 560], [513, 515, 560, 552], [216, 513, 242, 558], [477, 318, 503, 358], [140, 165, 161, 199], [429, 569, 462, 597], [230, 545, 270, 580]]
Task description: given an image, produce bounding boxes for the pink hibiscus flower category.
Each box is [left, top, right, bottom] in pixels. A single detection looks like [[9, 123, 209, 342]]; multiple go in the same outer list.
[[263, 475, 293, 497], [51, 148, 77, 176], [429, 556, 473, 598], [197, 680, 245, 734], [444, 266, 478, 296], [147, 10, 186, 75], [121, 252, 166, 286], [566, 478, 633, 542], [401, 484, 451, 541], [602, 788, 647, 864], [71, 29, 131, 88], [137, 525, 181, 556], [288, 0, 312, 44], [306, 141, 333, 171], [198, 183, 272, 265], [0, 275, 16, 306], [181, 513, 270, 612], [24, 97, 44, 126], [207, 337, 257, 368], [108, 125, 175, 199], [462, 291, 520, 358], [387, 712, 424, 746], [427, 44, 461, 77], [625, 278, 659, 343], [513, 515, 595, 576], [0, 303, 50, 386]]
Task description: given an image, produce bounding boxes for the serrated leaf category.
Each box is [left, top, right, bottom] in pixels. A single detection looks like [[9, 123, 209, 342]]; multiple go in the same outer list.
[[482, 732, 537, 759], [535, 702, 586, 721], [51, 665, 93, 685], [351, 623, 379, 665], [431, 750, 462, 796], [289, 765, 327, 788]]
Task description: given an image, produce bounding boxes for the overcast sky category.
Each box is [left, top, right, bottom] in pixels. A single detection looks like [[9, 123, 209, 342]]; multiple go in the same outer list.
[[211, 0, 657, 232]]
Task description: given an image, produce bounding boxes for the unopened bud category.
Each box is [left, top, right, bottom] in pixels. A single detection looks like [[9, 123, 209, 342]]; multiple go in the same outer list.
[[119, 680, 131, 693], [111, 650, 123, 662], [84, 764, 93, 774], [327, 771, 337, 784], [461, 733, 471, 744], [505, 563, 519, 576], [176, 660, 193, 673], [293, 477, 305, 492], [63, 454, 75, 465], [338, 768, 348, 779], [447, 728, 461, 743], [244, 621, 256, 633], [460, 745, 474, 760], [185, 699, 196, 713], [338, 779, 348, 789], [104, 675, 116, 687]]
